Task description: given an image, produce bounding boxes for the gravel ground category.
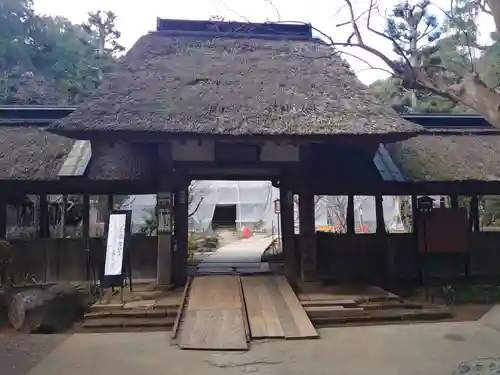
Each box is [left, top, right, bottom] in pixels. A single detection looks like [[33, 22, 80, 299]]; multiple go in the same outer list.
[[0, 333, 70, 375]]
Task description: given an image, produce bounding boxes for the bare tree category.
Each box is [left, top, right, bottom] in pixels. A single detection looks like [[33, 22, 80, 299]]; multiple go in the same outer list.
[[326, 196, 348, 233], [188, 181, 205, 219], [234, 0, 500, 126], [139, 182, 206, 235]]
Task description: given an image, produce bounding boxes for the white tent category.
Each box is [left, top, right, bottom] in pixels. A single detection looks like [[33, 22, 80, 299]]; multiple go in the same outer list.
[[120, 182, 407, 233]]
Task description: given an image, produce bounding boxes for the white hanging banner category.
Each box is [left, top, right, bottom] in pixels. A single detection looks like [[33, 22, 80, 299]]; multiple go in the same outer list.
[[104, 213, 127, 276]]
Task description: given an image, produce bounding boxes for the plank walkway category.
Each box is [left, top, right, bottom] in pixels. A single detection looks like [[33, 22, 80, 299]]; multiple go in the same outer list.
[[241, 276, 318, 340], [178, 275, 248, 351]]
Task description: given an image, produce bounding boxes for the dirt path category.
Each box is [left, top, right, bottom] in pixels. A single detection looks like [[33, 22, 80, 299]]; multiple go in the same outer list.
[[0, 332, 70, 375]]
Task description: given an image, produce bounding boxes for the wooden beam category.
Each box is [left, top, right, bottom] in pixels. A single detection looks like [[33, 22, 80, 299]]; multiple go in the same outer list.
[[59, 195, 67, 238], [0, 196, 6, 238], [346, 195, 355, 234], [107, 195, 114, 212], [82, 194, 90, 239], [375, 195, 385, 235], [39, 194, 50, 238], [172, 182, 189, 286], [470, 196, 480, 232], [280, 185, 296, 279], [450, 194, 459, 209], [298, 188, 317, 282]]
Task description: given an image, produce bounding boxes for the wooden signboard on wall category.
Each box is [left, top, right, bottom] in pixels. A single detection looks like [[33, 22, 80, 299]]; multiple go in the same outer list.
[[418, 207, 469, 254]]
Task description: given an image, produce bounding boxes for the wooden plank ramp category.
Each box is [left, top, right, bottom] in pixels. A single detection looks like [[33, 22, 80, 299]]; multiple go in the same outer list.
[[178, 275, 248, 351], [171, 277, 192, 341], [241, 275, 318, 340]]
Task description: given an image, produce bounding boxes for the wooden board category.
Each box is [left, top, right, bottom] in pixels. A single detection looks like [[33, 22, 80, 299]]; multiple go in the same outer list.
[[241, 277, 284, 339], [241, 276, 318, 340], [179, 309, 248, 350], [275, 276, 319, 339], [171, 277, 192, 340], [178, 275, 248, 350], [300, 299, 358, 307], [187, 276, 241, 310]]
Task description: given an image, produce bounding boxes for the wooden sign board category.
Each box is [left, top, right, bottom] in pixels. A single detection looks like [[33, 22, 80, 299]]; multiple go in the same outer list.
[[157, 192, 173, 234], [418, 207, 469, 253], [274, 199, 281, 214], [101, 210, 132, 288]]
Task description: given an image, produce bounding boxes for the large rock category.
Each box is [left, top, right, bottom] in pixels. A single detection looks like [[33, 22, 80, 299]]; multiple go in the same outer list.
[[7, 283, 87, 333]]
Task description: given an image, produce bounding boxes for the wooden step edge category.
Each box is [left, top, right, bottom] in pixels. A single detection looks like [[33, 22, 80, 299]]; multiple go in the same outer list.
[[82, 317, 176, 329], [85, 310, 172, 320], [309, 309, 452, 325], [171, 277, 192, 341], [237, 276, 251, 343], [300, 300, 358, 307]]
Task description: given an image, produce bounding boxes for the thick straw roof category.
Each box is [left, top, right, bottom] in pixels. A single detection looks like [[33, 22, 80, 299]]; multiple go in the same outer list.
[[50, 21, 421, 138]]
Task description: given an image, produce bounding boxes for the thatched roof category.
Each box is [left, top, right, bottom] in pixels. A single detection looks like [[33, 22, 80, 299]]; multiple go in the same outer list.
[[49, 21, 421, 138], [0, 126, 74, 180], [386, 135, 500, 182]]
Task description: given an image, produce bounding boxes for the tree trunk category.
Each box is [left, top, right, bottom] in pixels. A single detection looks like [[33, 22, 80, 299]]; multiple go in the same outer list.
[[7, 284, 87, 333], [415, 71, 500, 128]]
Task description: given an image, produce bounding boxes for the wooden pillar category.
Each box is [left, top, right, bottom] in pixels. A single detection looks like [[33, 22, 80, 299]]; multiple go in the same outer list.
[[376, 195, 393, 282], [280, 184, 296, 279], [157, 189, 173, 288], [411, 195, 418, 233], [298, 188, 317, 282], [61, 195, 67, 238], [82, 195, 90, 239], [39, 194, 50, 238], [375, 195, 385, 235], [411, 195, 422, 284], [471, 196, 480, 232], [107, 194, 114, 212], [156, 143, 173, 288], [0, 195, 6, 238], [82, 194, 91, 281], [172, 182, 189, 286], [346, 194, 355, 234], [0, 195, 6, 283], [450, 194, 459, 209]]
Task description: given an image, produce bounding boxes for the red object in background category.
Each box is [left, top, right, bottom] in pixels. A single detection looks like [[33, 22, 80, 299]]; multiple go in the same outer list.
[[242, 227, 251, 238]]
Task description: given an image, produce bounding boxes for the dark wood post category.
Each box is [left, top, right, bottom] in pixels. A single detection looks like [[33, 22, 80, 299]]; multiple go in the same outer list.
[[376, 195, 393, 283], [82, 195, 90, 239], [172, 181, 189, 286], [107, 194, 114, 212], [280, 184, 296, 279], [298, 188, 317, 282], [156, 143, 173, 288], [450, 194, 459, 209], [471, 196, 480, 232], [375, 195, 385, 235], [82, 194, 91, 280], [39, 194, 50, 238], [346, 194, 355, 234], [0, 195, 6, 238], [61, 195, 68, 238], [411, 195, 422, 284]]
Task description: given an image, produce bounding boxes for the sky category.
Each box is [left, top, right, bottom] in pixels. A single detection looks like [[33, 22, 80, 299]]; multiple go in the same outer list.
[[33, 0, 495, 85]]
